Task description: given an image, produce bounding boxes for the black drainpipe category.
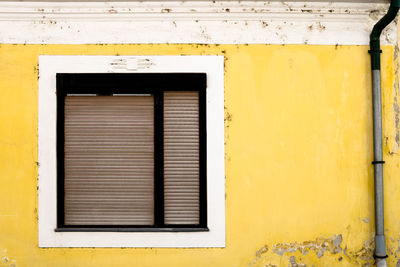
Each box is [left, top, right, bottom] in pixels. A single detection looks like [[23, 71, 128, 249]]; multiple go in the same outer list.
[[369, 0, 399, 265]]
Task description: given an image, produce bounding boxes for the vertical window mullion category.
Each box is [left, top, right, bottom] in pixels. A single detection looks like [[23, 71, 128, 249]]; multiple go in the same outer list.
[[154, 91, 165, 227], [56, 74, 66, 228], [199, 87, 207, 227]]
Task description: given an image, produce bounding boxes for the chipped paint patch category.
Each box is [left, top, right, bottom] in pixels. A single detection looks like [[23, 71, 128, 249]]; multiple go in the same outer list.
[[249, 245, 269, 265], [273, 234, 342, 258], [289, 256, 306, 267], [387, 237, 400, 260], [346, 238, 374, 265], [249, 235, 342, 266], [250, 234, 378, 266], [0, 249, 16, 267], [255, 245, 268, 257]]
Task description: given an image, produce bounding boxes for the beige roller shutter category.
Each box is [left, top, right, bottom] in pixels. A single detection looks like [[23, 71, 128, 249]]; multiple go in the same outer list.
[[64, 96, 154, 225], [164, 91, 200, 225]]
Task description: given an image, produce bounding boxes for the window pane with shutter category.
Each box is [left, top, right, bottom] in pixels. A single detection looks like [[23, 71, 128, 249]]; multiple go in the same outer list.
[[164, 91, 200, 225], [64, 96, 154, 225]]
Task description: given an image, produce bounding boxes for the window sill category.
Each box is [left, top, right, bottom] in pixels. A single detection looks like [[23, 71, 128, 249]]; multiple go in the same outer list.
[[55, 227, 209, 232]]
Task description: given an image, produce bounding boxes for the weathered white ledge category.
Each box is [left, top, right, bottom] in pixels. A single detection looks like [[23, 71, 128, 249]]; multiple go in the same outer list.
[[0, 1, 396, 45]]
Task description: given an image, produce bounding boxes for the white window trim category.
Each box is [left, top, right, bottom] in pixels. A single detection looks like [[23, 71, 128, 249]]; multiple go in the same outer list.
[[38, 55, 225, 248]]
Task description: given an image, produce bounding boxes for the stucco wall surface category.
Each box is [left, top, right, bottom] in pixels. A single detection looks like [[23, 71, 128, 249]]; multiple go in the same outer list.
[[0, 44, 399, 266]]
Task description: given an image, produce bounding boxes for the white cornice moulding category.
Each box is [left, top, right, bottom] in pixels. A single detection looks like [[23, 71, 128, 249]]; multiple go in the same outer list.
[[0, 1, 396, 45], [0, 1, 391, 21]]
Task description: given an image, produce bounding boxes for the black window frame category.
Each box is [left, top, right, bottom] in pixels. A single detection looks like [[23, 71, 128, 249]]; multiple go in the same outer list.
[[55, 73, 208, 232]]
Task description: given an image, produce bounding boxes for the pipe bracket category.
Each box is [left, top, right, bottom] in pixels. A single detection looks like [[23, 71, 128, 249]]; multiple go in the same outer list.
[[368, 50, 382, 54], [374, 254, 388, 259]]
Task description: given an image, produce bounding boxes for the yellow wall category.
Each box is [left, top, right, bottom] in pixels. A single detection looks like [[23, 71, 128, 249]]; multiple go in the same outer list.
[[0, 44, 399, 266]]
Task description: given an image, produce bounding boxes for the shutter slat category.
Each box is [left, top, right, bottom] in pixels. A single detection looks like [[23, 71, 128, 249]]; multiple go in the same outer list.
[[164, 91, 200, 225], [64, 96, 154, 226]]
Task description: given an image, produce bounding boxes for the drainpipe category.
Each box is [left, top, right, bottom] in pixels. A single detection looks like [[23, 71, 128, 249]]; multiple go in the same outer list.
[[369, 1, 400, 266]]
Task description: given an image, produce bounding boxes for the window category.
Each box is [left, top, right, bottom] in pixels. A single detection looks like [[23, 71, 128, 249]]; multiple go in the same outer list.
[[56, 73, 207, 231], [38, 56, 225, 247]]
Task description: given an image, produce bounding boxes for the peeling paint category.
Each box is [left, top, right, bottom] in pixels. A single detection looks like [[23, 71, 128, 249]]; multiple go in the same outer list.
[[369, 10, 381, 20], [224, 111, 232, 124], [307, 22, 326, 32], [388, 238, 400, 260], [255, 245, 268, 257], [289, 256, 306, 267], [316, 22, 326, 32], [396, 243, 400, 259], [348, 238, 375, 265], [272, 235, 343, 258], [251, 245, 269, 264], [250, 234, 379, 266], [0, 250, 16, 267]]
